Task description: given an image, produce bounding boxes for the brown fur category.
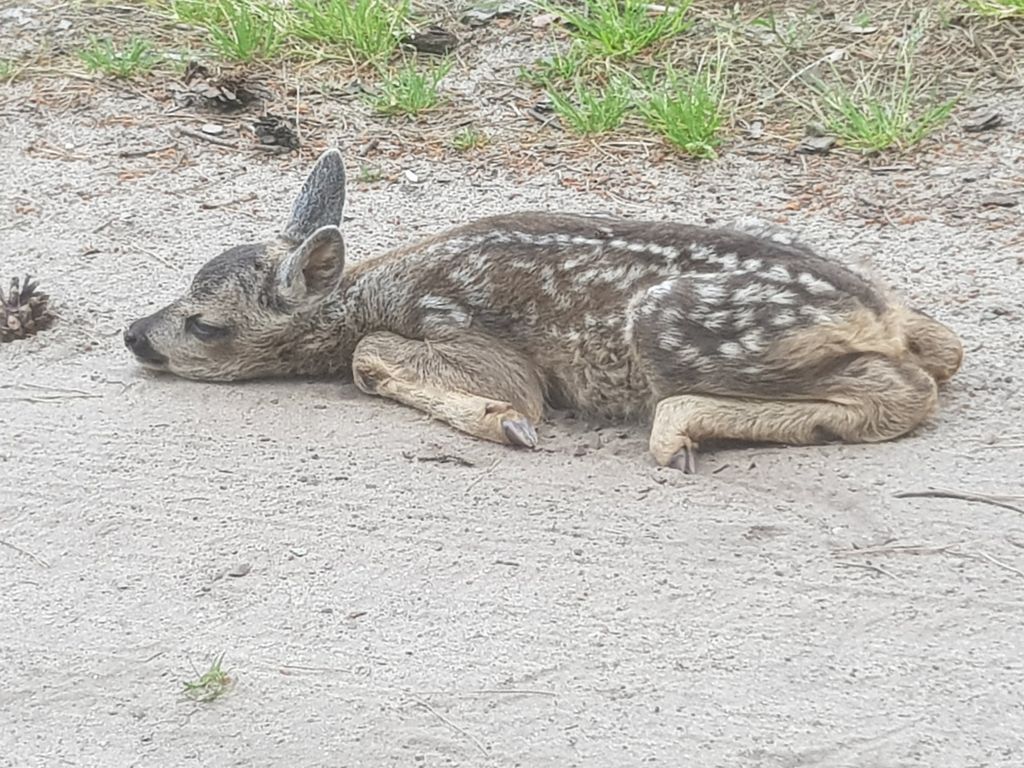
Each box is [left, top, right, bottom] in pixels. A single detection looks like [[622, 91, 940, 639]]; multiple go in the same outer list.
[[124, 150, 964, 471]]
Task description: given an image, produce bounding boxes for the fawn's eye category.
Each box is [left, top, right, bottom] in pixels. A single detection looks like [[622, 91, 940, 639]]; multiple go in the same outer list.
[[186, 315, 229, 341]]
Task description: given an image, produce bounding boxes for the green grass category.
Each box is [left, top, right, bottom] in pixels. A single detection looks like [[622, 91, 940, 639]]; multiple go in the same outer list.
[[183, 653, 233, 703], [520, 43, 586, 85], [78, 37, 159, 78], [292, 0, 409, 62], [370, 58, 452, 116], [817, 85, 956, 152], [539, 0, 694, 59], [452, 127, 489, 151], [808, 27, 956, 153], [965, 0, 1024, 15], [204, 0, 284, 62], [0, 59, 16, 81], [637, 67, 724, 158], [799, 12, 958, 152], [546, 78, 631, 135], [166, 0, 228, 26], [356, 164, 383, 182]]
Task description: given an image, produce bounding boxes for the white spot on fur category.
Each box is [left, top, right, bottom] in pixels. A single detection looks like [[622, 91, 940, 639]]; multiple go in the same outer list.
[[741, 258, 763, 272], [797, 271, 836, 295], [719, 341, 743, 357], [740, 330, 764, 353], [694, 280, 728, 304], [689, 244, 716, 262], [659, 331, 683, 351], [770, 310, 796, 327], [708, 251, 739, 271], [767, 289, 797, 305], [418, 295, 471, 326], [731, 282, 776, 305], [645, 278, 677, 302], [700, 310, 732, 331], [733, 307, 756, 329], [646, 243, 681, 261], [763, 264, 792, 283]]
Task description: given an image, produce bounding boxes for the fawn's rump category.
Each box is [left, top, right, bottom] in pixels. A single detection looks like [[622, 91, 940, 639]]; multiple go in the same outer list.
[[634, 301, 961, 407]]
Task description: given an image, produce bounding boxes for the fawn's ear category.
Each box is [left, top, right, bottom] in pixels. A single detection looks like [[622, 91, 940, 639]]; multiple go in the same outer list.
[[276, 226, 346, 303], [283, 149, 347, 244]]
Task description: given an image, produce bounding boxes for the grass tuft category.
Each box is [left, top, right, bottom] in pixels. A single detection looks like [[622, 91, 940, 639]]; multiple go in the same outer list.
[[204, 0, 284, 62], [0, 59, 17, 81], [370, 58, 452, 116], [808, 29, 957, 153], [78, 38, 159, 78], [292, 0, 409, 62], [817, 87, 955, 153], [637, 67, 725, 158], [183, 653, 233, 703], [546, 78, 631, 135], [540, 0, 694, 59]]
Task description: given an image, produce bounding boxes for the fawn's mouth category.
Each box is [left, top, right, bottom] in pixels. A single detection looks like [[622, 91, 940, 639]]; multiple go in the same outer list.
[[124, 328, 169, 367]]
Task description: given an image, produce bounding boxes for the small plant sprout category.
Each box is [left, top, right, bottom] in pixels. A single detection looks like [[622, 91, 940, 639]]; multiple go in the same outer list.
[[452, 127, 489, 151], [0, 59, 17, 81], [546, 78, 631, 135], [371, 58, 452, 116], [78, 38, 159, 78], [183, 653, 233, 702], [204, 0, 284, 62], [638, 65, 725, 158], [520, 43, 586, 85], [356, 164, 383, 182], [749, 12, 811, 51], [539, 0, 694, 59], [292, 0, 410, 62]]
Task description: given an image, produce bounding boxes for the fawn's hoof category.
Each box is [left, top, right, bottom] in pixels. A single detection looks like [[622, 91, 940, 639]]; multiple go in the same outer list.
[[668, 442, 698, 474], [484, 402, 537, 448], [501, 416, 538, 448]]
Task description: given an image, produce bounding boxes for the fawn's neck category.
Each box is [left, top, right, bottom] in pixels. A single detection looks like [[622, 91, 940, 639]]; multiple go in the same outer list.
[[287, 256, 411, 377]]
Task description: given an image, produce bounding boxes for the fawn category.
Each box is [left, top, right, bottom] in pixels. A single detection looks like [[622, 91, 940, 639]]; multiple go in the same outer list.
[[125, 149, 963, 471]]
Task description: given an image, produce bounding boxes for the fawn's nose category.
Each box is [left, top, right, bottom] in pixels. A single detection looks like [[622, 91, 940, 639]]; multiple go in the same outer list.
[[124, 319, 168, 365]]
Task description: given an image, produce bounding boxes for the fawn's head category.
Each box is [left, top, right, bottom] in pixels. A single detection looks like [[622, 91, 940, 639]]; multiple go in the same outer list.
[[124, 149, 351, 380]]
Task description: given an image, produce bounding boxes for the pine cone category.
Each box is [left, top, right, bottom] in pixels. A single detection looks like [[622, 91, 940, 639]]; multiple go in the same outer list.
[[1, 276, 54, 342]]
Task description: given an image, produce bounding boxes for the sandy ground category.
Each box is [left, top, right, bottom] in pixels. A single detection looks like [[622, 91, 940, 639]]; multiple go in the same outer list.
[[3, 6, 1024, 766]]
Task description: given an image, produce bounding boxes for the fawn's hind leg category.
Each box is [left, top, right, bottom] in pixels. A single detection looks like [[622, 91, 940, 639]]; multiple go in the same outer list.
[[649, 355, 938, 472], [351, 331, 545, 448]]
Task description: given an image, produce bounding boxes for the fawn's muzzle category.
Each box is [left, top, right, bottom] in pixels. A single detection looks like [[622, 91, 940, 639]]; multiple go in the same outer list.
[[124, 318, 168, 366]]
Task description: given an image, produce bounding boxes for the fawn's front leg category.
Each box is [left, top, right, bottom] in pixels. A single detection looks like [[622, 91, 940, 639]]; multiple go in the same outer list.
[[351, 331, 545, 448]]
